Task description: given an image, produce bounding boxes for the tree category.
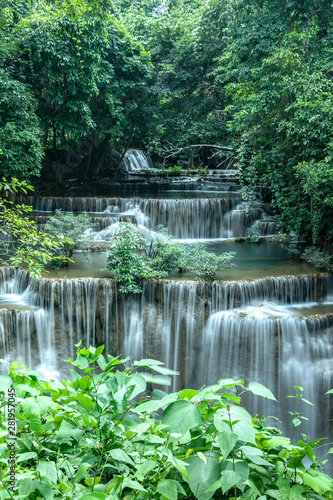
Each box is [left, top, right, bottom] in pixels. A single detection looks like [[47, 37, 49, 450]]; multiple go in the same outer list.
[[0, 72, 43, 179], [4, 0, 150, 181], [0, 178, 70, 277], [217, 0, 333, 243]]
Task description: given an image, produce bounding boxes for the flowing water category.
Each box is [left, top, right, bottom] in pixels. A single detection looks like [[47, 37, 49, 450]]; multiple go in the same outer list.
[[1, 164, 333, 467]]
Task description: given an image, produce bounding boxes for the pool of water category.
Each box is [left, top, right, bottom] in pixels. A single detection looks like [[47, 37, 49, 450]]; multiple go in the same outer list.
[[46, 241, 316, 280]]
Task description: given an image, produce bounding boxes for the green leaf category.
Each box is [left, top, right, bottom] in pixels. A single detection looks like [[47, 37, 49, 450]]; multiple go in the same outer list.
[[139, 372, 172, 386], [16, 452, 38, 463], [122, 478, 147, 492], [179, 389, 198, 400], [216, 430, 239, 458], [37, 461, 57, 485], [108, 448, 135, 466], [135, 460, 157, 480], [19, 477, 33, 497], [74, 462, 92, 483], [220, 459, 249, 494], [35, 479, 54, 500], [162, 400, 202, 434], [303, 469, 333, 495], [79, 494, 107, 500], [133, 393, 178, 413], [0, 375, 12, 390], [157, 479, 178, 500], [248, 382, 277, 401], [239, 446, 271, 466], [76, 393, 93, 411], [27, 413, 42, 432], [187, 451, 221, 500]]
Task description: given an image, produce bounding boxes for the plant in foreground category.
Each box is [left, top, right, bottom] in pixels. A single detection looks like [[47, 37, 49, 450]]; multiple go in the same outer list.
[[1, 345, 333, 499]]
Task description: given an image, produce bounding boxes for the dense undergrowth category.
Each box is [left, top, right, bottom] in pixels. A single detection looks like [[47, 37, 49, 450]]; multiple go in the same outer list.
[[1, 345, 333, 499]]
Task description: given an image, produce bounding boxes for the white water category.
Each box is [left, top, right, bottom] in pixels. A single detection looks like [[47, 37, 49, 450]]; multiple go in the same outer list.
[[120, 150, 154, 172]]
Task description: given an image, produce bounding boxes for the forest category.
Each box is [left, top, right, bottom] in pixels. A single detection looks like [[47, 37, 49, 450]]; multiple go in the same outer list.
[[1, 0, 333, 249]]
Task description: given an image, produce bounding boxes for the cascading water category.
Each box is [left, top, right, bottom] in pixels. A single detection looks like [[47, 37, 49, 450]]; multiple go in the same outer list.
[[31, 195, 274, 239], [1, 171, 333, 468], [120, 150, 154, 173]]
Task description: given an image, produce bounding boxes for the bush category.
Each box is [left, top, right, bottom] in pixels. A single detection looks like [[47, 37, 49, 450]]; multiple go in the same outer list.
[[1, 345, 333, 499], [183, 243, 235, 281], [302, 246, 333, 271], [104, 224, 235, 292], [45, 210, 98, 267]]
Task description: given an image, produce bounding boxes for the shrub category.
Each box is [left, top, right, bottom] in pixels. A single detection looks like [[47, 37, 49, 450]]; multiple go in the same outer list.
[[104, 224, 235, 292], [45, 209, 98, 267], [183, 243, 235, 281], [1, 345, 333, 499], [302, 246, 333, 272]]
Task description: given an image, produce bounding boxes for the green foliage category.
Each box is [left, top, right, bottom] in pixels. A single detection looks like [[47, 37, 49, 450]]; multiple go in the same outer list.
[[302, 246, 333, 272], [183, 243, 235, 282], [0, 72, 43, 179], [219, 0, 333, 244], [3, 0, 150, 179], [160, 165, 186, 177], [104, 223, 186, 293], [1, 345, 333, 499], [247, 225, 261, 244], [0, 178, 70, 277], [104, 223, 234, 292], [44, 209, 98, 267]]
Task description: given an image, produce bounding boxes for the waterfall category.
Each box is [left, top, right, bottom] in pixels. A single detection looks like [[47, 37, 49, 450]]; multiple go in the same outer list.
[[120, 150, 154, 173]]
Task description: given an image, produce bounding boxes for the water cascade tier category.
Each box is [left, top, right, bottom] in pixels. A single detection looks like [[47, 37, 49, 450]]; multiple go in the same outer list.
[[26, 196, 276, 239], [4, 169, 332, 465], [1, 268, 333, 438]]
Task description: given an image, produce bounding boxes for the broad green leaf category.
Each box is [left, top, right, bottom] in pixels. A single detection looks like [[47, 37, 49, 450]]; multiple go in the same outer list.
[[139, 372, 172, 386], [19, 477, 33, 497], [108, 448, 135, 465], [220, 459, 249, 494], [79, 494, 107, 500], [248, 382, 277, 401], [187, 451, 221, 500], [122, 478, 147, 492], [239, 446, 271, 466], [16, 452, 38, 463], [132, 393, 178, 413], [37, 461, 57, 485], [35, 479, 53, 500], [303, 469, 333, 495], [157, 479, 178, 500], [21, 398, 40, 416], [263, 436, 291, 450], [233, 419, 256, 444], [216, 430, 238, 458], [27, 413, 42, 432], [135, 460, 157, 480], [162, 400, 202, 434], [179, 389, 198, 400], [79, 376, 91, 391], [0, 375, 12, 390], [76, 393, 93, 411], [134, 359, 165, 367], [74, 462, 92, 483]]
